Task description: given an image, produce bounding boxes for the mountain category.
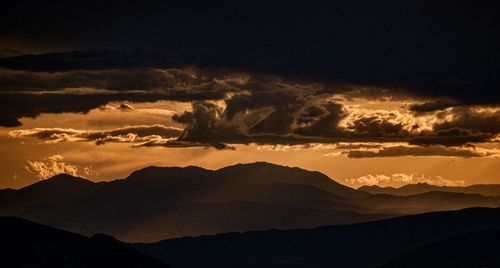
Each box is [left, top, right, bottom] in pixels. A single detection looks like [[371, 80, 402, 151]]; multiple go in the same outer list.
[[134, 207, 500, 268], [0, 216, 170, 268], [353, 191, 500, 214], [380, 229, 500, 268], [0, 174, 98, 214], [216, 162, 367, 198], [0, 162, 385, 242], [2, 162, 500, 242], [360, 183, 500, 197]]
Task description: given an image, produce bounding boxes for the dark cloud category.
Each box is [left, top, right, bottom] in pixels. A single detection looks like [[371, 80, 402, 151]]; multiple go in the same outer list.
[[433, 107, 500, 135], [343, 145, 493, 158], [409, 100, 459, 113], [9, 124, 182, 145], [295, 102, 346, 137], [0, 67, 236, 94], [407, 107, 500, 146], [9, 123, 240, 150], [0, 93, 184, 127], [118, 103, 134, 111], [227, 91, 306, 134], [344, 113, 410, 138], [173, 101, 229, 142], [0, 68, 323, 127], [2, 0, 500, 104], [410, 128, 493, 147], [164, 94, 500, 149]]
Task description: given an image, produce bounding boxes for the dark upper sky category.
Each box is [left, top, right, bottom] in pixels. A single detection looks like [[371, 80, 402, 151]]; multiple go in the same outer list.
[[0, 1, 499, 188], [1, 0, 499, 103]]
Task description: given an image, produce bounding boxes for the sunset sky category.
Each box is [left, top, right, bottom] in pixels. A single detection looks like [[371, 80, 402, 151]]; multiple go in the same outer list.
[[1, 1, 499, 189]]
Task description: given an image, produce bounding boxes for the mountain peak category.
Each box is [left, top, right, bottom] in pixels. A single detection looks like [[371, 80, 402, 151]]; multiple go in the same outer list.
[[217, 162, 367, 198], [221, 161, 292, 170], [26, 173, 93, 189], [410, 182, 431, 187], [126, 165, 210, 180]]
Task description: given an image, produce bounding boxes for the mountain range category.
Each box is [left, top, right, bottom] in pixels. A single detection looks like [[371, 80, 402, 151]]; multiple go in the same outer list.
[[1, 162, 500, 242], [380, 229, 500, 268], [134, 207, 500, 268], [0, 216, 169, 268], [360, 183, 500, 197], [5, 207, 500, 268]]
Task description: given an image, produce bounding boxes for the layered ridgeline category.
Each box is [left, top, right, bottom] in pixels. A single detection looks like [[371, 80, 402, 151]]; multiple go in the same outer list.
[[360, 183, 500, 197], [134, 207, 500, 268], [380, 229, 500, 268], [0, 162, 382, 242], [1, 162, 500, 242], [0, 217, 170, 268]]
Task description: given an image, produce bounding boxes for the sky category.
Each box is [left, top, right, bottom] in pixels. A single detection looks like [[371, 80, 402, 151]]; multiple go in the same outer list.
[[0, 0, 499, 189]]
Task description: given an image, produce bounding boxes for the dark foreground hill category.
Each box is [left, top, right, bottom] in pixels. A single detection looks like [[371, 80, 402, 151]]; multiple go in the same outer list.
[[380, 229, 500, 268], [0, 217, 170, 268], [134, 207, 500, 268]]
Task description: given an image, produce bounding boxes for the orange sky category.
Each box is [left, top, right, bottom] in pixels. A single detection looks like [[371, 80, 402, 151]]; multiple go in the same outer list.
[[1, 98, 499, 189]]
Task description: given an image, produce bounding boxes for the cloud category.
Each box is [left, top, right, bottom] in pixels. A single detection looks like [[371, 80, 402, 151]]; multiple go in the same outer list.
[[433, 106, 500, 135], [339, 145, 495, 158], [346, 173, 466, 187], [0, 63, 497, 151], [9, 124, 182, 145], [0, 69, 325, 127], [0, 93, 174, 127], [0, 67, 244, 96], [295, 102, 346, 137], [25, 155, 90, 180], [8, 124, 237, 150], [409, 129, 493, 147], [174, 101, 230, 140], [340, 107, 429, 138], [408, 100, 459, 113], [409, 106, 500, 146]]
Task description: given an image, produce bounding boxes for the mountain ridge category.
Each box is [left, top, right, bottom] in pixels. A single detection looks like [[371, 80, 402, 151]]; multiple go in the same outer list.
[[360, 182, 500, 197], [0, 162, 384, 242], [0, 216, 170, 267], [2, 162, 499, 242], [135, 207, 500, 268]]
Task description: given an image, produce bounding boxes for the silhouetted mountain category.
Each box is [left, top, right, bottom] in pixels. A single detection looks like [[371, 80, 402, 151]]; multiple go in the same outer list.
[[353, 191, 500, 214], [216, 162, 367, 198], [0, 174, 98, 214], [360, 183, 500, 197], [0, 162, 384, 242], [380, 229, 500, 268], [135, 207, 500, 268], [0, 216, 170, 268], [2, 162, 499, 242]]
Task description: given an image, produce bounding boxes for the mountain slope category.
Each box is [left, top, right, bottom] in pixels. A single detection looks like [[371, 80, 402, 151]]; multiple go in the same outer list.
[[0, 162, 383, 242], [0, 174, 98, 214], [3, 162, 500, 242], [0, 216, 170, 268], [135, 207, 500, 268], [360, 183, 500, 197], [216, 162, 367, 198], [380, 229, 500, 268], [21, 191, 385, 242], [353, 191, 500, 214]]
